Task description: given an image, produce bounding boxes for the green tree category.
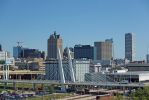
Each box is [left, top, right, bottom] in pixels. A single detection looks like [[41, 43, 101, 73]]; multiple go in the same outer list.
[[48, 85, 54, 94], [115, 93, 123, 100], [130, 86, 149, 100]]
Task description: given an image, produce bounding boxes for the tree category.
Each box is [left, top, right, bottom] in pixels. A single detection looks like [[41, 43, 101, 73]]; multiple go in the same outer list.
[[48, 85, 54, 94], [115, 93, 123, 100], [130, 86, 149, 100]]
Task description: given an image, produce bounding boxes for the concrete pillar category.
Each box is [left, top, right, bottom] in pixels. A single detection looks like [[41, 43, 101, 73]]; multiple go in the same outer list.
[[31, 74, 32, 80], [4, 82, 7, 90], [9, 75, 11, 79], [13, 82, 16, 90], [123, 86, 125, 99], [15, 74, 17, 79], [7, 65, 9, 80], [19, 75, 21, 80], [33, 83, 36, 91], [3, 65, 5, 80]]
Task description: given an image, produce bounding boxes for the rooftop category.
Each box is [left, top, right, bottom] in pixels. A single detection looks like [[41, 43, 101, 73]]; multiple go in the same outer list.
[[126, 63, 149, 67], [110, 71, 149, 75]]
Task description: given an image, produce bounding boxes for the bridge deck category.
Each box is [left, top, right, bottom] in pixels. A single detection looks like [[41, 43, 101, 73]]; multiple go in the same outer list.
[[0, 80, 145, 88], [0, 70, 45, 75]]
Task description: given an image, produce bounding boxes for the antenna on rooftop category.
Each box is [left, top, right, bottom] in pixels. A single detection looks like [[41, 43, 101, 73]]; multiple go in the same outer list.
[[16, 41, 23, 47]]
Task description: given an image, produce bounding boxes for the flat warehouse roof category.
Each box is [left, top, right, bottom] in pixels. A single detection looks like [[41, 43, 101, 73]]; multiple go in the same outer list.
[[126, 63, 149, 67], [108, 71, 149, 75]]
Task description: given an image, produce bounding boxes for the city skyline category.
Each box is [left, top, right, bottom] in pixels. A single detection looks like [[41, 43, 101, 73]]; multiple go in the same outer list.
[[0, 0, 149, 60]]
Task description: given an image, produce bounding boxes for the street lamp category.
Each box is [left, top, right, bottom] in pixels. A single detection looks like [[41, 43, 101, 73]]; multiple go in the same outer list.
[[3, 51, 9, 80]]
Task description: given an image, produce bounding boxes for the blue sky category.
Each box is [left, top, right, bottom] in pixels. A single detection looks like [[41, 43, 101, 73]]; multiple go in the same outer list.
[[0, 0, 149, 60]]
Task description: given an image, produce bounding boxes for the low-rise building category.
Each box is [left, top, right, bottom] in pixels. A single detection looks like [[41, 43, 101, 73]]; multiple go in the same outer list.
[[73, 59, 90, 82], [92, 60, 114, 67], [126, 63, 149, 71], [0, 51, 15, 66], [15, 58, 45, 70], [85, 71, 149, 83]]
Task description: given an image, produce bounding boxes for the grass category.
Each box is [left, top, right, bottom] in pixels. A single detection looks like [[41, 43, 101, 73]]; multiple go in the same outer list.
[[0, 83, 74, 100], [28, 93, 74, 100], [0, 83, 50, 89], [0, 88, 16, 94]]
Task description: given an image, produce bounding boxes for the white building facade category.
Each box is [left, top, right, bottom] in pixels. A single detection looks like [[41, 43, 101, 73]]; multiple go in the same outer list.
[[0, 51, 14, 65], [73, 59, 90, 82]]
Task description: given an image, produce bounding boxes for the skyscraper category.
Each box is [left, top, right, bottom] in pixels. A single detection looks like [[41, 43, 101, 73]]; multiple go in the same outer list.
[[146, 54, 149, 63], [13, 46, 23, 59], [94, 39, 113, 60], [47, 31, 63, 59], [125, 33, 135, 62], [0, 44, 2, 51]]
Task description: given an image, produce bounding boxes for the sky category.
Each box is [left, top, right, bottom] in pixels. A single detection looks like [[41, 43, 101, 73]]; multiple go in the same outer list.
[[0, 0, 149, 60]]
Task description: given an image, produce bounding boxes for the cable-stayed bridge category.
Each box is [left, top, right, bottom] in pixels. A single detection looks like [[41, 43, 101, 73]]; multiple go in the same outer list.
[[0, 48, 146, 91], [0, 79, 145, 88]]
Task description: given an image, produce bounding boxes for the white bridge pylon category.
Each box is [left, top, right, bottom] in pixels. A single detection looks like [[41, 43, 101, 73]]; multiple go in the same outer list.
[[57, 47, 75, 84], [57, 48, 65, 84], [67, 48, 75, 83]]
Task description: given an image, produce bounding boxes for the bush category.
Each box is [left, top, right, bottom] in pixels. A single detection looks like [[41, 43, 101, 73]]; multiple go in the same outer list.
[[48, 85, 54, 94]]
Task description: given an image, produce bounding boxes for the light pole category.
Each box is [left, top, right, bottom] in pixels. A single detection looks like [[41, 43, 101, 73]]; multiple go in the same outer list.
[[4, 62, 10, 80], [3, 51, 9, 80]]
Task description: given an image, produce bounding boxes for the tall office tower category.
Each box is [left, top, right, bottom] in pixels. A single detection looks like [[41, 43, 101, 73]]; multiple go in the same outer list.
[[146, 54, 149, 63], [13, 46, 23, 59], [47, 31, 63, 59], [0, 44, 2, 51], [94, 39, 113, 60], [125, 33, 135, 62], [74, 45, 94, 59]]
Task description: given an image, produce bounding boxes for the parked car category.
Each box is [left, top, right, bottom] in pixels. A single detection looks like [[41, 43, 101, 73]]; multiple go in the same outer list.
[[119, 80, 129, 84]]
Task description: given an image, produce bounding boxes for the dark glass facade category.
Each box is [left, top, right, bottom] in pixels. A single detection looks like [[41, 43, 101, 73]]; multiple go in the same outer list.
[[13, 46, 45, 59], [21, 48, 45, 59], [0, 44, 2, 51], [74, 45, 94, 59]]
